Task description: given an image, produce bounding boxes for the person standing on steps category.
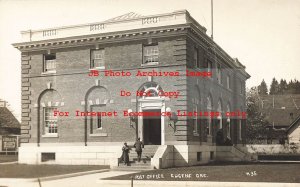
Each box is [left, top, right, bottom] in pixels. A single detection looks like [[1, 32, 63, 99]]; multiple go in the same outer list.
[[122, 142, 130, 165], [134, 137, 144, 162]]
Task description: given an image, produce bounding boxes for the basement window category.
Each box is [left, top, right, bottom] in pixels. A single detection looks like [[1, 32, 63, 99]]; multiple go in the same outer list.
[[210, 151, 214, 160], [41, 152, 56, 162], [197, 152, 202, 161]]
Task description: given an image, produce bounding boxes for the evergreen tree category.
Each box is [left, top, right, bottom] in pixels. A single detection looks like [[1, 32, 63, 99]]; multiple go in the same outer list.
[[269, 78, 279, 95], [294, 79, 300, 94], [246, 87, 269, 144], [258, 79, 268, 95], [278, 79, 288, 94], [286, 79, 300, 94]]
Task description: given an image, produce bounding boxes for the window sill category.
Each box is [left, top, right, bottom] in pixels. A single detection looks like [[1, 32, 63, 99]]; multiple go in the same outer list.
[[89, 133, 108, 137], [42, 134, 58, 138], [141, 62, 159, 66], [90, 67, 105, 70], [41, 71, 56, 75]]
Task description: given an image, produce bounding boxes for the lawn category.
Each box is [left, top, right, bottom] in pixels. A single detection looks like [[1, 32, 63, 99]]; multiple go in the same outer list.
[[0, 155, 18, 163], [0, 164, 109, 178], [105, 162, 300, 183]]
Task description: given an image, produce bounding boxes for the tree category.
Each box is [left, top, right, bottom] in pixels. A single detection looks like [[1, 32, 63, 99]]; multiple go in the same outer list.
[[286, 79, 300, 94], [258, 79, 268, 95], [246, 87, 269, 144], [278, 79, 288, 94], [269, 77, 279, 95]]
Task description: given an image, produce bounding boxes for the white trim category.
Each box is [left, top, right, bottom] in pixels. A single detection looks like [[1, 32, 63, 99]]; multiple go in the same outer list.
[[89, 133, 107, 137], [41, 71, 56, 75], [42, 133, 58, 138], [89, 67, 105, 71], [141, 62, 159, 66], [41, 70, 56, 75], [138, 98, 165, 145]]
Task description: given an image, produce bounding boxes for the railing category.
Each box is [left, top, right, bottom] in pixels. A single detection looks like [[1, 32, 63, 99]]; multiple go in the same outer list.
[[20, 10, 198, 42], [43, 29, 57, 37]]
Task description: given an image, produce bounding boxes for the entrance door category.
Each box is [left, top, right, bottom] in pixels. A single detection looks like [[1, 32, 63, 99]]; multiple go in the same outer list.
[[143, 110, 161, 145]]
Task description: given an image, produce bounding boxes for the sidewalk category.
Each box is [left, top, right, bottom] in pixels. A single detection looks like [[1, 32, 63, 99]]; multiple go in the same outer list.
[[0, 170, 137, 187], [98, 180, 300, 187], [0, 170, 299, 187]]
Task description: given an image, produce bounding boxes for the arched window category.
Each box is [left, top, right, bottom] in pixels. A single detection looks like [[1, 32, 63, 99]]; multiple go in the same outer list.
[[138, 82, 163, 99], [86, 86, 110, 134], [38, 89, 62, 137]]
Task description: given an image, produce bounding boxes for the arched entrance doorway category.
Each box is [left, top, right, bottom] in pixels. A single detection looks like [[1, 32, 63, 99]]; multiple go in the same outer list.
[[137, 82, 166, 145]]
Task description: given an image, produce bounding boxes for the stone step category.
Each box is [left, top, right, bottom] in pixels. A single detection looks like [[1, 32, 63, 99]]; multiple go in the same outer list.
[[130, 145, 160, 150], [121, 158, 151, 164], [128, 151, 156, 154], [129, 157, 151, 161], [128, 151, 156, 157], [131, 161, 151, 165], [111, 166, 153, 171], [132, 158, 151, 163], [112, 161, 153, 171], [118, 145, 158, 171], [129, 148, 159, 152], [128, 153, 155, 158]]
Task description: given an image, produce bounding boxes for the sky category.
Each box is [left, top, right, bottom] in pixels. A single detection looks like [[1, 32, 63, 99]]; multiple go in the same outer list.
[[0, 0, 300, 121]]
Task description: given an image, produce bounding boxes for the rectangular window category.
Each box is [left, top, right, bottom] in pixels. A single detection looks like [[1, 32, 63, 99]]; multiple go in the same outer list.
[[217, 63, 221, 84], [227, 75, 230, 89], [91, 115, 102, 130], [41, 153, 56, 162], [197, 152, 202, 161], [97, 116, 102, 129], [210, 151, 214, 160], [43, 54, 56, 72], [90, 105, 104, 133], [194, 47, 199, 68], [91, 49, 105, 69], [143, 44, 159, 64], [44, 107, 58, 134]]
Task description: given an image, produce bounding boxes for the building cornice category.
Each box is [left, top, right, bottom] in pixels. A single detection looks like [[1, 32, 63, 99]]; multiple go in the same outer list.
[[14, 10, 205, 44], [12, 25, 188, 52]]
